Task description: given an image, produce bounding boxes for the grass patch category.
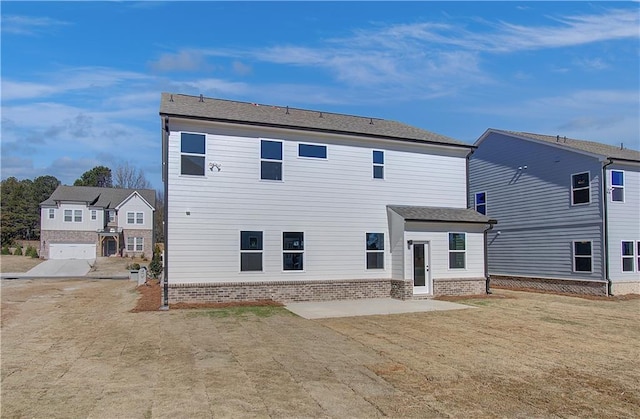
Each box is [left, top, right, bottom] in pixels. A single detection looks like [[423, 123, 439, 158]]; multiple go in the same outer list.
[[187, 305, 292, 319], [539, 316, 584, 326]]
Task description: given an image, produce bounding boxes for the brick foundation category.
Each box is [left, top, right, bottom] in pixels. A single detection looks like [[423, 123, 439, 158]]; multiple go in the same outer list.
[[169, 277, 488, 304], [491, 275, 608, 296], [168, 278, 392, 304], [610, 281, 640, 296], [433, 277, 486, 296]]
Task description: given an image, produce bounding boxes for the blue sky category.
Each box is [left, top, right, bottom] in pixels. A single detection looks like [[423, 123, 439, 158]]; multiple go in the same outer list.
[[2, 1, 639, 190]]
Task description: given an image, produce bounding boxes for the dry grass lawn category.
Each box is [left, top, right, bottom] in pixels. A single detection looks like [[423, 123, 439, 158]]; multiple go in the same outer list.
[[1, 279, 639, 418], [0, 255, 44, 273]]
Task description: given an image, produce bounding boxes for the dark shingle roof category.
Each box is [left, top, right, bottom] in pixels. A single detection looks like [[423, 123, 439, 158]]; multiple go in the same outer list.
[[40, 185, 156, 209], [159, 93, 470, 149], [500, 130, 640, 162], [388, 205, 495, 224]]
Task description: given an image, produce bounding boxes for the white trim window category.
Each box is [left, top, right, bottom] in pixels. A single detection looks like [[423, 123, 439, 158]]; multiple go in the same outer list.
[[571, 172, 590, 205], [366, 233, 384, 269], [127, 212, 144, 225], [127, 237, 144, 252], [298, 144, 327, 159], [373, 150, 384, 179], [475, 192, 487, 215], [611, 170, 624, 202], [91, 210, 97, 220], [181, 132, 206, 176], [448, 233, 466, 269], [48, 209, 55, 219], [261, 140, 283, 180], [621, 241, 635, 272], [64, 210, 72, 222], [573, 241, 592, 272], [74, 210, 82, 222], [283, 232, 304, 270], [240, 231, 263, 272]]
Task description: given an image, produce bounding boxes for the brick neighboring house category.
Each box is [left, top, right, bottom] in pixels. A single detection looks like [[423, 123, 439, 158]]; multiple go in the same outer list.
[[40, 186, 156, 259], [160, 93, 496, 304]]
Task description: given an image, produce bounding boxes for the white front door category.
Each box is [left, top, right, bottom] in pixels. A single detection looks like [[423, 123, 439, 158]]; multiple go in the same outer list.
[[413, 242, 432, 294]]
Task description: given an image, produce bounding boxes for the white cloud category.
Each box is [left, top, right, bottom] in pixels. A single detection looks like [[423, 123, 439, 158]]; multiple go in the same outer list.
[[149, 50, 211, 73], [1, 15, 70, 35]]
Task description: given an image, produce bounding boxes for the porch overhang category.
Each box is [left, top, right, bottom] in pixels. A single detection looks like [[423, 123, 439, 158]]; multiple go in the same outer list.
[[387, 205, 497, 225]]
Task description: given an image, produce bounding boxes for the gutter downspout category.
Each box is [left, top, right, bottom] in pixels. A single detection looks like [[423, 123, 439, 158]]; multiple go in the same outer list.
[[484, 221, 496, 294], [161, 115, 170, 309], [602, 158, 613, 296]]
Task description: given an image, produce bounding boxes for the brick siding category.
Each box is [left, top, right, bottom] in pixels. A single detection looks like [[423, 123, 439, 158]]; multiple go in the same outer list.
[[122, 229, 154, 258], [169, 276, 488, 304], [491, 275, 608, 296]]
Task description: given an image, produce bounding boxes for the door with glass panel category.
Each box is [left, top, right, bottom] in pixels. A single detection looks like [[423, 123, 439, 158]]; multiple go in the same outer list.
[[413, 242, 432, 294]]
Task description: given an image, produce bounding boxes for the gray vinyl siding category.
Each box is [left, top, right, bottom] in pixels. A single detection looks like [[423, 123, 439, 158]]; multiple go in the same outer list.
[[470, 132, 604, 280]]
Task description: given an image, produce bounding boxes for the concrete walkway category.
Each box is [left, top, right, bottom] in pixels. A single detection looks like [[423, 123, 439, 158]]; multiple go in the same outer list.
[[286, 297, 472, 319], [1, 259, 95, 279]]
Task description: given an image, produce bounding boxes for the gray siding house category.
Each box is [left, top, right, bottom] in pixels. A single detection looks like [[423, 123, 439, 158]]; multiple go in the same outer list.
[[469, 129, 640, 295]]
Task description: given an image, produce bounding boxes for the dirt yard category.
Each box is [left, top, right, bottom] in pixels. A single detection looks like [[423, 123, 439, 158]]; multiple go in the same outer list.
[[1, 279, 639, 418]]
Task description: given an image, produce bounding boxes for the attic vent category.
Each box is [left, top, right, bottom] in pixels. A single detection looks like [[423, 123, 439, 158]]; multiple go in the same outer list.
[[199, 94, 204, 102]]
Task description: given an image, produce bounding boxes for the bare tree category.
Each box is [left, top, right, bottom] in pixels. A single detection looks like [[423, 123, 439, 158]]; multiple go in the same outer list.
[[114, 162, 152, 189]]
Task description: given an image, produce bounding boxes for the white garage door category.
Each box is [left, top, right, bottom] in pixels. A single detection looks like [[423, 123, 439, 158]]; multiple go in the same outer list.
[[49, 244, 96, 260]]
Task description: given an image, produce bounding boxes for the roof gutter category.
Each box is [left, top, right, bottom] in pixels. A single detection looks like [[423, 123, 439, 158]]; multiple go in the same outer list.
[[484, 221, 496, 294], [602, 158, 614, 296], [160, 115, 170, 310], [158, 112, 475, 151]]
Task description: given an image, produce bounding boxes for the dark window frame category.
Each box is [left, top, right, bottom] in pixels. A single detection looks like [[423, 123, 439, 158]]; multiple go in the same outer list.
[[373, 150, 384, 179], [573, 241, 593, 272], [240, 231, 263, 272], [261, 140, 283, 180], [180, 132, 206, 176], [571, 172, 590, 205], [298, 144, 327, 159], [283, 232, 304, 271]]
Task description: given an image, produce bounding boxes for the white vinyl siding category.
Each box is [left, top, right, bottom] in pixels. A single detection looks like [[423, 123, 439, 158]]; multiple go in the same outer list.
[[166, 122, 470, 285]]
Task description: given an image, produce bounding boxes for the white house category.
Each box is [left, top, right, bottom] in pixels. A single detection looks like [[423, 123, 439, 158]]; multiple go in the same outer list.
[[469, 129, 640, 295], [40, 186, 156, 259], [160, 93, 496, 304]]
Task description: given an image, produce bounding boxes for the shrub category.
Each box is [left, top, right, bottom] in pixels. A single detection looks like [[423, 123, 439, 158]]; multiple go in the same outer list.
[[25, 245, 39, 258], [149, 245, 163, 279], [1, 245, 11, 255], [126, 262, 141, 271], [13, 245, 23, 256]]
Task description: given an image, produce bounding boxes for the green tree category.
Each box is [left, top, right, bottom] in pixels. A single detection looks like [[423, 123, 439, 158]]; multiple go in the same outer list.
[[74, 166, 113, 187], [0, 175, 60, 245]]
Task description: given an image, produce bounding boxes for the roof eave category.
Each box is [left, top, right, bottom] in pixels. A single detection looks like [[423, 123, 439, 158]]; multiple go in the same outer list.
[[160, 112, 474, 150]]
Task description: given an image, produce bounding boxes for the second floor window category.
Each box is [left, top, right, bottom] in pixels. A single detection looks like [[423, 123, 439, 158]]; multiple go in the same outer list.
[[373, 150, 384, 179], [74, 210, 82, 222], [571, 172, 590, 205], [108, 210, 115, 223], [261, 140, 283, 180], [48, 209, 55, 219], [64, 210, 72, 222], [611, 170, 624, 202], [475, 192, 487, 215], [91, 210, 97, 220], [127, 212, 144, 224], [181, 133, 206, 176]]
